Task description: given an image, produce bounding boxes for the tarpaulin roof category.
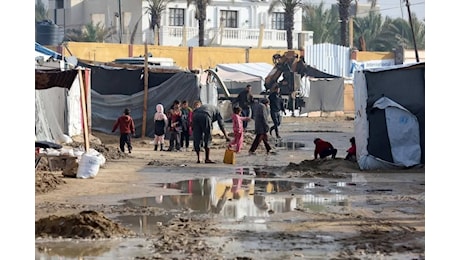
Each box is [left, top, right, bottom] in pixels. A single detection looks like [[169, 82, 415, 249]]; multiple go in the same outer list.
[[35, 69, 78, 90], [215, 63, 274, 83], [35, 42, 62, 60]]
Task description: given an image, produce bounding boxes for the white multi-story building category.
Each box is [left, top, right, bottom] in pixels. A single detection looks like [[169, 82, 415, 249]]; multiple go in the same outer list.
[[47, 0, 313, 48]]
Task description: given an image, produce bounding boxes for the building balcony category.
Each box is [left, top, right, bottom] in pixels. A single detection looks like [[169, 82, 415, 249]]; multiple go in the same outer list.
[[159, 26, 314, 49]]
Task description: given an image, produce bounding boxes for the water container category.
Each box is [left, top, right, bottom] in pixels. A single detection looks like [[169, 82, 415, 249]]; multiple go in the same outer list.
[[35, 20, 64, 46]]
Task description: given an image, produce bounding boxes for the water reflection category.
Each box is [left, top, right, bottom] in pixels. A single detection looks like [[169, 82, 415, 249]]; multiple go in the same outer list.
[[123, 178, 347, 221]]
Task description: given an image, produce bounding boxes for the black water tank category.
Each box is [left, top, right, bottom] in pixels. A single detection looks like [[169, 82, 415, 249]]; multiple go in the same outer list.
[[36, 20, 64, 46]]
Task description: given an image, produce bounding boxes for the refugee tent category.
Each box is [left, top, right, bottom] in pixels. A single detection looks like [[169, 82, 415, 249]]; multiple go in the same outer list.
[[35, 42, 86, 144], [353, 62, 425, 170], [83, 63, 200, 137], [211, 63, 274, 94]]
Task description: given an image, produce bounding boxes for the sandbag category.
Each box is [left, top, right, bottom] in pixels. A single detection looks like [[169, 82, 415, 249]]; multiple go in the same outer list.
[[76, 151, 102, 179]]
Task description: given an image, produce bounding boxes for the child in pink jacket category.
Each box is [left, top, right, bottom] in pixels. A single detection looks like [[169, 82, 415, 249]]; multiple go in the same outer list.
[[228, 106, 251, 153]]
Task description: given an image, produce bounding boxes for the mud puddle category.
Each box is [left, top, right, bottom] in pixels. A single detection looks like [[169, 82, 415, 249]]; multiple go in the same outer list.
[[114, 178, 352, 235]]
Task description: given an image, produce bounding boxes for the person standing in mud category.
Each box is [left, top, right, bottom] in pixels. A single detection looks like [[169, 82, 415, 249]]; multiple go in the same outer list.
[[234, 84, 254, 130], [192, 101, 230, 163], [180, 100, 193, 152], [153, 103, 168, 151], [228, 106, 251, 153], [112, 108, 135, 153], [248, 99, 274, 155], [268, 85, 286, 139], [167, 100, 182, 151]]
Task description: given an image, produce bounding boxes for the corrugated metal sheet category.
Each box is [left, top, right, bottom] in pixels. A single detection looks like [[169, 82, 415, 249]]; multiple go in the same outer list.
[[304, 43, 351, 78]]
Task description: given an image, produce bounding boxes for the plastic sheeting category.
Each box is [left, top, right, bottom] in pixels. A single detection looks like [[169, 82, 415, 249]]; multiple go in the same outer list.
[[91, 71, 200, 138], [35, 73, 82, 143]]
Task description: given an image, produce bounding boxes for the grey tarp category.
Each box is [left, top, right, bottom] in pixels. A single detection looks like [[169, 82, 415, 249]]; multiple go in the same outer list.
[[304, 78, 344, 112], [91, 71, 200, 138]]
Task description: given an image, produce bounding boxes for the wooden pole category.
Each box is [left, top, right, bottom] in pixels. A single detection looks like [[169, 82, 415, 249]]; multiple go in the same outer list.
[[349, 17, 354, 48], [78, 69, 90, 151], [142, 42, 149, 138]]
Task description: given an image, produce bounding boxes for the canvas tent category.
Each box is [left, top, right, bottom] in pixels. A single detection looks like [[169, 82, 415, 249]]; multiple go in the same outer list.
[[353, 62, 425, 170]]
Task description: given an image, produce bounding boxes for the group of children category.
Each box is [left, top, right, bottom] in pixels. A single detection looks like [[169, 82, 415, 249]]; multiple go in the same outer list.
[[112, 101, 357, 162], [152, 100, 198, 152]]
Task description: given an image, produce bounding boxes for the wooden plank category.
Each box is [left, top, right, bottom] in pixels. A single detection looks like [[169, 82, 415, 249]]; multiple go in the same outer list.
[[78, 69, 90, 151]]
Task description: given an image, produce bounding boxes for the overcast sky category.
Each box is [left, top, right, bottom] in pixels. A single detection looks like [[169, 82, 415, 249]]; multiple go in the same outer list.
[[306, 0, 425, 20]]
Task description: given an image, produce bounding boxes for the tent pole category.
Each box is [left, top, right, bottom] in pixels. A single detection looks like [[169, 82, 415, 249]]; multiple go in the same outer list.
[[78, 69, 90, 151], [142, 41, 149, 138]]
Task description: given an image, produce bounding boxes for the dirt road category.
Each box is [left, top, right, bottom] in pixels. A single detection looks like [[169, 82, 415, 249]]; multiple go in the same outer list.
[[35, 117, 425, 259]]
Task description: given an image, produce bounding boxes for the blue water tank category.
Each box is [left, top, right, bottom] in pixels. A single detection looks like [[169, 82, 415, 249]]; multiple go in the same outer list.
[[36, 20, 64, 46]]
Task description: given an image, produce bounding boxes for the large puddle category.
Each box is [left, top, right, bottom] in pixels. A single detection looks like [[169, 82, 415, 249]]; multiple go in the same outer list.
[[115, 177, 351, 235], [36, 177, 353, 259]]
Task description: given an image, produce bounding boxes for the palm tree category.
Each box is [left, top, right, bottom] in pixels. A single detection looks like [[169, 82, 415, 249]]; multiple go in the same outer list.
[[353, 12, 391, 51], [65, 21, 116, 42], [269, 0, 304, 50], [337, 0, 352, 46], [144, 0, 171, 45], [35, 1, 49, 22], [383, 14, 425, 50], [186, 0, 213, 46], [303, 2, 340, 44]]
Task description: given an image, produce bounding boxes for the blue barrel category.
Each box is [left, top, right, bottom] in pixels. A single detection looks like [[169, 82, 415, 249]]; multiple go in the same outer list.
[[35, 20, 64, 46]]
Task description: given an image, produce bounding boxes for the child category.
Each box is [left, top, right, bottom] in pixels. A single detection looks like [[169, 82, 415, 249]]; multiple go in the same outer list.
[[228, 106, 251, 153], [112, 108, 135, 153], [180, 100, 193, 152], [167, 100, 182, 151], [345, 137, 357, 162], [153, 104, 168, 151], [313, 138, 337, 159]]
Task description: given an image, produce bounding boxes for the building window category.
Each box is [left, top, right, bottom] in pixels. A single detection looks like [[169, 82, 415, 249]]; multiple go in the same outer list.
[[169, 8, 184, 26], [220, 10, 237, 28], [271, 12, 285, 30]]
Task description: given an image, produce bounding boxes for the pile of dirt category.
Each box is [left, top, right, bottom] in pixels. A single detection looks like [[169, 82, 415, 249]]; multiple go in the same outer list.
[[283, 159, 360, 178], [35, 210, 135, 239], [35, 171, 67, 194]]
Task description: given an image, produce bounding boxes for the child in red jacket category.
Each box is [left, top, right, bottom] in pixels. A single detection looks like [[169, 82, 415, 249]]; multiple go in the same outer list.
[[345, 137, 357, 162], [313, 138, 337, 159], [112, 108, 135, 153]]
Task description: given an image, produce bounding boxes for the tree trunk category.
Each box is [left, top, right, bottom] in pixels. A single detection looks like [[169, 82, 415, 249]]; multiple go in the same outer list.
[[285, 13, 294, 50], [198, 19, 205, 46]]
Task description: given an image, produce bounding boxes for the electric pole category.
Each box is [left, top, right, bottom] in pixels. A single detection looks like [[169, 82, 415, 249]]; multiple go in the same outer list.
[[405, 0, 419, 62]]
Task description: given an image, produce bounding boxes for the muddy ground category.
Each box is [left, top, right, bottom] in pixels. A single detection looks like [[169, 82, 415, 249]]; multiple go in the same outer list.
[[35, 117, 425, 259]]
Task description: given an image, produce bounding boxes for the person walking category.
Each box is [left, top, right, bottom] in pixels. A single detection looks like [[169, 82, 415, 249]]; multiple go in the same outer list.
[[234, 84, 254, 130], [192, 101, 230, 163], [153, 103, 168, 151], [313, 138, 337, 159], [268, 85, 286, 139], [228, 106, 251, 153], [167, 100, 182, 151], [248, 99, 273, 155], [180, 100, 193, 152], [112, 108, 135, 153]]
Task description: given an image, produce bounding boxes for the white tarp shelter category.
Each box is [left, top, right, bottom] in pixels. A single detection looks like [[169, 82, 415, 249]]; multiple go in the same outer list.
[[212, 62, 274, 94]]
